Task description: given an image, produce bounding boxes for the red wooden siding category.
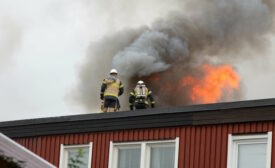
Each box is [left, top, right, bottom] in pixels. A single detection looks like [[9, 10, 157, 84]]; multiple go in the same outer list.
[[14, 121, 275, 168]]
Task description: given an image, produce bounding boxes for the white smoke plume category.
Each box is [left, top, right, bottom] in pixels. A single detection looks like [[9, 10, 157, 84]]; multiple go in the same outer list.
[[76, 0, 275, 111], [0, 16, 22, 69]]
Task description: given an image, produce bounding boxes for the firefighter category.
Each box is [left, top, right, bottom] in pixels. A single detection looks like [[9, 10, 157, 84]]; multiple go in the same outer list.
[[100, 69, 124, 112], [129, 80, 155, 110]]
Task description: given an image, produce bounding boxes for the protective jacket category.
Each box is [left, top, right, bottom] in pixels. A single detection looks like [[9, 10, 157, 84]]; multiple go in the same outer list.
[[101, 76, 124, 99], [129, 85, 155, 110]]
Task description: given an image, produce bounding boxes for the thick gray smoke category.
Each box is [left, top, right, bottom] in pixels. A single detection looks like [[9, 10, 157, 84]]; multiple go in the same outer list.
[[76, 0, 275, 111], [75, 28, 146, 110], [112, 31, 189, 77]]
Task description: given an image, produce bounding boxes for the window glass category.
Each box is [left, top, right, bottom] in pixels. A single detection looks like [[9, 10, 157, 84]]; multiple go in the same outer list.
[[118, 148, 141, 168], [110, 139, 179, 168], [238, 143, 267, 168], [67, 147, 89, 168], [150, 146, 175, 168]]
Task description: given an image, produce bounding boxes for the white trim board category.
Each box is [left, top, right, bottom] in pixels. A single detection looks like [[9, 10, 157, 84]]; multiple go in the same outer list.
[[0, 133, 55, 168], [108, 138, 179, 168], [227, 132, 272, 168], [59, 142, 93, 168]]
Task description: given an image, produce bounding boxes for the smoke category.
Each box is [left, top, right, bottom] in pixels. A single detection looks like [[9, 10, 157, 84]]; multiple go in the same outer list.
[[0, 16, 22, 69], [112, 30, 189, 77], [76, 0, 275, 111], [75, 28, 146, 110]]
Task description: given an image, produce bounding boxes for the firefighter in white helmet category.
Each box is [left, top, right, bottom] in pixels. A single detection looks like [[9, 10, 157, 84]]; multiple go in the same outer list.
[[100, 69, 124, 112], [129, 80, 155, 110]]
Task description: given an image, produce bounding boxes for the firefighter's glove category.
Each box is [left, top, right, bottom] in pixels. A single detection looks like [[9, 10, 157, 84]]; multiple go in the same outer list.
[[130, 105, 134, 110], [151, 104, 155, 108], [100, 93, 104, 100]]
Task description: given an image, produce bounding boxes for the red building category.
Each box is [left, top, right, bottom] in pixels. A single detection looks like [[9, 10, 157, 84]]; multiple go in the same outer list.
[[0, 98, 275, 168]]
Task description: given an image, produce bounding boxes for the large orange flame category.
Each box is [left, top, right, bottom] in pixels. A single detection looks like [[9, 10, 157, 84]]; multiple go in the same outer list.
[[181, 64, 240, 104]]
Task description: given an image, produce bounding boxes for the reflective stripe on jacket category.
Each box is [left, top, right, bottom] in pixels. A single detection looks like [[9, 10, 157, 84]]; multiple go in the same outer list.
[[133, 86, 149, 105]]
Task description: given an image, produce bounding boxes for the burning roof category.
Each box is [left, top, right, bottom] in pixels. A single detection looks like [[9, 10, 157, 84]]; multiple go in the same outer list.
[[74, 0, 275, 111]]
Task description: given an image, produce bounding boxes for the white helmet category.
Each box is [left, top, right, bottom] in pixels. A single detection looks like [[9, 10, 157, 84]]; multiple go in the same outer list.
[[110, 69, 118, 74], [137, 80, 145, 85]]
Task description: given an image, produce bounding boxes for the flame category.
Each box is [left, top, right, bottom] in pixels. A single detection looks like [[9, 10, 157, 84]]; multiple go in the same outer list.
[[180, 64, 240, 104]]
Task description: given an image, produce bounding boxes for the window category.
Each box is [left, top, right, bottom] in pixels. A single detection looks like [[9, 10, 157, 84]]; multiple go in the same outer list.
[[59, 143, 92, 168], [117, 146, 141, 168], [108, 138, 179, 168], [227, 132, 272, 168]]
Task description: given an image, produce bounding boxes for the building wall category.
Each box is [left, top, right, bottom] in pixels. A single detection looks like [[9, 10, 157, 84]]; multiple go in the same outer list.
[[13, 121, 275, 168]]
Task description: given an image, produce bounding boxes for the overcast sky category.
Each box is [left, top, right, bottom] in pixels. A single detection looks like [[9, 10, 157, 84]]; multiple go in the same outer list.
[[0, 0, 274, 122]]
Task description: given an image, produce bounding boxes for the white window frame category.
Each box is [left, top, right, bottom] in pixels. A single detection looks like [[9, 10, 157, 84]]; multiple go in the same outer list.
[[59, 142, 93, 168], [108, 138, 179, 168], [227, 132, 272, 168]]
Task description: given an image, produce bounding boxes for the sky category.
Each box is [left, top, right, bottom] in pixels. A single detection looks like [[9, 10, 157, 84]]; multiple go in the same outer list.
[[0, 0, 274, 121]]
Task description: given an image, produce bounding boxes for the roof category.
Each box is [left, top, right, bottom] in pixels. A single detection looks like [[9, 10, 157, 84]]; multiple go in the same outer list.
[[1, 98, 275, 138], [0, 133, 56, 168]]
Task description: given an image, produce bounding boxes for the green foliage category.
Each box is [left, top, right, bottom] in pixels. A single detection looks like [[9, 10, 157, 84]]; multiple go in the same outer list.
[[68, 148, 86, 168], [0, 150, 25, 168]]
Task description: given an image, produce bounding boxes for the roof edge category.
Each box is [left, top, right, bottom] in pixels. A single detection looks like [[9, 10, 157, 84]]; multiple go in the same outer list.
[[1, 98, 275, 127], [0, 98, 275, 138]]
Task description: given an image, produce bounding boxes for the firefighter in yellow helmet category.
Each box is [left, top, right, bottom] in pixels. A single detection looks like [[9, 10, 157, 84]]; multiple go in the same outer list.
[[100, 69, 124, 112], [129, 80, 155, 110]]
